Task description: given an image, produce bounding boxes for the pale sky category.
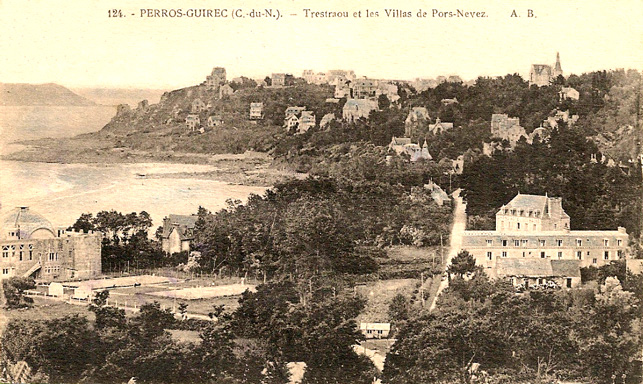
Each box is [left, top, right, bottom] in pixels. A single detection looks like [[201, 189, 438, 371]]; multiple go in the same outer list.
[[1, 0, 642, 89]]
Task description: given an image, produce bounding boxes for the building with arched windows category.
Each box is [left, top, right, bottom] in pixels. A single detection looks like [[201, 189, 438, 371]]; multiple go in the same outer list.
[[0, 207, 101, 281]]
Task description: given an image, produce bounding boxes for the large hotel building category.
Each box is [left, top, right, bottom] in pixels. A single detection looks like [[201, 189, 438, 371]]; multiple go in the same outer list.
[[462, 194, 629, 288]]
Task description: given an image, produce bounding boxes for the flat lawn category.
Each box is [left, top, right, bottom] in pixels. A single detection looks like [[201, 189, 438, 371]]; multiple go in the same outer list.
[[356, 278, 419, 323], [385, 245, 442, 264]]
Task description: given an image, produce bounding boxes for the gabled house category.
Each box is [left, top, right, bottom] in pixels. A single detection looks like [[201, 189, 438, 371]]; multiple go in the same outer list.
[[272, 73, 286, 87], [428, 118, 454, 134], [249, 102, 264, 120], [161, 214, 198, 254], [219, 84, 234, 99], [388, 137, 431, 162], [186, 114, 200, 131], [297, 111, 316, 134], [559, 87, 579, 101], [490, 114, 527, 146], [342, 99, 378, 122], [191, 99, 206, 113], [207, 115, 223, 128]]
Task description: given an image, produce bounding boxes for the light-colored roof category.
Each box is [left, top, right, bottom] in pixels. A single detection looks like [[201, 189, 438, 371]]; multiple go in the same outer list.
[[360, 323, 391, 331], [390, 137, 412, 146], [1, 207, 55, 239], [503, 194, 548, 211], [343, 99, 378, 110]]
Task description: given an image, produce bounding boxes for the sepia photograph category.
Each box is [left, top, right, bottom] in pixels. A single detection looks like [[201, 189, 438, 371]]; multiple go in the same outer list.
[[1, 0, 642, 383]]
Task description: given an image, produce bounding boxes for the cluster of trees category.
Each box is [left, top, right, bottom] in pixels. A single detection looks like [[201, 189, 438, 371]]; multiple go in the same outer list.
[[68, 210, 164, 272], [2, 277, 35, 309], [1, 282, 377, 384], [460, 121, 643, 238], [383, 266, 643, 384], [191, 176, 451, 279]]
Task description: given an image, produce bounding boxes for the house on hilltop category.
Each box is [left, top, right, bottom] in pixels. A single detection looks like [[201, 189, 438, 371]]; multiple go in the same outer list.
[[529, 52, 563, 86], [388, 137, 432, 162], [206, 67, 227, 90], [161, 214, 198, 254]]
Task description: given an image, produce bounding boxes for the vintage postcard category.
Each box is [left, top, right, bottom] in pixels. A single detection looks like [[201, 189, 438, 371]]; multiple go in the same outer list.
[[1, 0, 642, 383]]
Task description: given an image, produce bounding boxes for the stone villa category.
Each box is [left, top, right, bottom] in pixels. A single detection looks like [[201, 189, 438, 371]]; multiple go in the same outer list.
[[0, 207, 102, 281], [462, 194, 629, 288], [160, 214, 198, 255]]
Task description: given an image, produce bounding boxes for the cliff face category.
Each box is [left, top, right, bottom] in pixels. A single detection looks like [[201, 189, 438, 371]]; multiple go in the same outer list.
[[0, 83, 96, 106]]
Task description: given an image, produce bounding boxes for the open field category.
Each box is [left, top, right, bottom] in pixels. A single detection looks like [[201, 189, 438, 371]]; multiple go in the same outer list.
[[147, 284, 256, 300], [356, 278, 419, 323]]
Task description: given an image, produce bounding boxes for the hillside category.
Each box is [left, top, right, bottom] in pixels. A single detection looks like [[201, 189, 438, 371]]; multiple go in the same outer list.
[[0, 83, 96, 106]]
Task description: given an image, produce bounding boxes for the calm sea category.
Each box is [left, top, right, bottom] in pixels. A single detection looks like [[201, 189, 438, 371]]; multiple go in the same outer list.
[[0, 106, 266, 228]]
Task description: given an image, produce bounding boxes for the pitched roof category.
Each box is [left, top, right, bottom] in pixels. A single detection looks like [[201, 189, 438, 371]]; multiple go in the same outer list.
[[496, 258, 553, 277], [389, 137, 412, 146], [551, 260, 581, 278], [168, 214, 198, 228], [503, 194, 548, 211]]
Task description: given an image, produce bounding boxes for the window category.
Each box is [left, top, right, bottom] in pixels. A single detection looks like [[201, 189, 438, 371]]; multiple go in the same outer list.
[[556, 240, 563, 246], [502, 251, 507, 258], [557, 251, 563, 259], [539, 240, 546, 247], [576, 251, 582, 260], [521, 239, 528, 246], [540, 251, 546, 258], [10, 245, 15, 257], [603, 239, 609, 247], [617, 239, 622, 246], [576, 239, 582, 247], [2, 268, 8, 275], [618, 250, 623, 258], [592, 258, 597, 264], [49, 252, 56, 261], [28, 245, 33, 260], [502, 240, 508, 247], [514, 240, 520, 247], [538, 278, 544, 285], [604, 251, 609, 260], [517, 223, 521, 229], [19, 245, 23, 261], [1, 246, 8, 258], [486, 240, 492, 246], [487, 252, 492, 260]]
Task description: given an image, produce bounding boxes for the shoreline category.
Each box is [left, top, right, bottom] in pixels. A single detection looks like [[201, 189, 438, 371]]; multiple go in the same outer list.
[[2, 138, 305, 187]]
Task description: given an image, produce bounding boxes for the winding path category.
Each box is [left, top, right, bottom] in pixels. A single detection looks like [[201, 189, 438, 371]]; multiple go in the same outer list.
[[429, 189, 467, 311]]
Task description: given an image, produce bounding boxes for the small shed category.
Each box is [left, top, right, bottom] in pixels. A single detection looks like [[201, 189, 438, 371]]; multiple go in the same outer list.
[[360, 322, 391, 339]]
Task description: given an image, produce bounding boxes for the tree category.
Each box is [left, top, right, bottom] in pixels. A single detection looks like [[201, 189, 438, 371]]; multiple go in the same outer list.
[[388, 293, 410, 322], [2, 277, 35, 309], [447, 250, 477, 277]]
